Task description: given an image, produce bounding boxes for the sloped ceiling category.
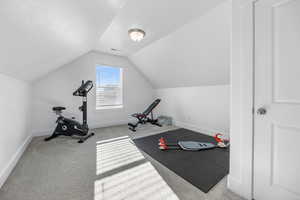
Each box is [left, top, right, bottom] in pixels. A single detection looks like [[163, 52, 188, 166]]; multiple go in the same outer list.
[[0, 0, 126, 81], [96, 0, 227, 56], [129, 1, 231, 88], [0, 0, 230, 85]]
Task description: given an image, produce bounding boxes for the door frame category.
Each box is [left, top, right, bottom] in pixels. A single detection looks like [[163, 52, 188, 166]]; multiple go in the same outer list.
[[229, 0, 256, 199]]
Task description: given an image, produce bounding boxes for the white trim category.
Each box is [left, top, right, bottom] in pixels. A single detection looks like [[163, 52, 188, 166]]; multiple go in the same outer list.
[[32, 130, 52, 137], [227, 175, 243, 195], [0, 135, 32, 189], [174, 120, 229, 137], [89, 120, 130, 129], [229, 0, 255, 199], [32, 120, 131, 136]]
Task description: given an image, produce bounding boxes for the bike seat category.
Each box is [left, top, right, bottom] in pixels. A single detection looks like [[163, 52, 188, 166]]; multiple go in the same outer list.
[[52, 106, 66, 111]]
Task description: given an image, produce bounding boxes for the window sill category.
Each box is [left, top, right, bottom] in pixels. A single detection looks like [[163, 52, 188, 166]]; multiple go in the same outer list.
[[96, 105, 123, 110]]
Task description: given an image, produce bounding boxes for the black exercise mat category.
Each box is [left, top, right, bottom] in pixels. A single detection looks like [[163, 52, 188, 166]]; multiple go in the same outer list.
[[133, 128, 229, 193]]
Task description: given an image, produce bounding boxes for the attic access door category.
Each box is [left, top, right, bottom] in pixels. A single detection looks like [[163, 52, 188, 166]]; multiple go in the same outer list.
[[254, 0, 300, 199]]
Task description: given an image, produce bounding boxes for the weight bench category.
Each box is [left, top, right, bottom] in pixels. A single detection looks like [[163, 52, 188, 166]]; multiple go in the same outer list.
[[128, 99, 162, 132]]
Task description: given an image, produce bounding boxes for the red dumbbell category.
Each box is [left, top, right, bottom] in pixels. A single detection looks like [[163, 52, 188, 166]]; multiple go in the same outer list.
[[158, 137, 168, 150]]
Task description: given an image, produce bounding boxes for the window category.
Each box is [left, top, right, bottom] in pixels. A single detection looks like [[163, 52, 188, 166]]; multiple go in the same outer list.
[[96, 65, 123, 109]]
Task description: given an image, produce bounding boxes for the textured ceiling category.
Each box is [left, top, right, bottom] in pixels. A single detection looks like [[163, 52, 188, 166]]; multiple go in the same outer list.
[[0, 0, 230, 85]]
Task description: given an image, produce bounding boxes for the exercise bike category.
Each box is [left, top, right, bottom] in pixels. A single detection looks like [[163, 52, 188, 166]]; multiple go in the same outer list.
[[44, 80, 95, 143]]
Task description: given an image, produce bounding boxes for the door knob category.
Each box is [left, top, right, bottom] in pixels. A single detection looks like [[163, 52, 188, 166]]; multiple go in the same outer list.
[[257, 107, 267, 115]]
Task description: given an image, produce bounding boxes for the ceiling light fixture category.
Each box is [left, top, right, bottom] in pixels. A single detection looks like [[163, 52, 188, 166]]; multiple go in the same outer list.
[[128, 28, 146, 42]]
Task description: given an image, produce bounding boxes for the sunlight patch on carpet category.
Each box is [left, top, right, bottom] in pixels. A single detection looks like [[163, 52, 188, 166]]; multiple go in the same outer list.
[[95, 162, 179, 200], [96, 136, 144, 175]]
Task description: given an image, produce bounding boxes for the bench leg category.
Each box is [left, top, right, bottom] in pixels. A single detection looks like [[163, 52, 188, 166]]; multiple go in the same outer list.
[[128, 123, 137, 131]]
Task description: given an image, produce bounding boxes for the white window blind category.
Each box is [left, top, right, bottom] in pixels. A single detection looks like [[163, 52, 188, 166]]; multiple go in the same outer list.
[[96, 66, 123, 109]]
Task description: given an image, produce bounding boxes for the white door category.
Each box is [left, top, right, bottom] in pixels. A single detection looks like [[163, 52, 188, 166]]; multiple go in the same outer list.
[[254, 0, 300, 199]]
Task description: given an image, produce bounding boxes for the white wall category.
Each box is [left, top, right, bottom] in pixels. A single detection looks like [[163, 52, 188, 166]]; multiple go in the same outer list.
[[228, 0, 254, 199], [156, 85, 230, 136], [32, 51, 154, 136], [130, 0, 231, 88], [0, 73, 32, 188]]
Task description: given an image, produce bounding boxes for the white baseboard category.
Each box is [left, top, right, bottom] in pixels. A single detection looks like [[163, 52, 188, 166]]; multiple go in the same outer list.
[[173, 120, 229, 136], [0, 135, 32, 189], [227, 175, 242, 193], [32, 120, 130, 136], [227, 175, 252, 200], [89, 120, 129, 130], [33, 129, 52, 137]]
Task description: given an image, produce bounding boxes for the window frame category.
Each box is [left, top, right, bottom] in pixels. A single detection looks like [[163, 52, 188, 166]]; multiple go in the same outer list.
[[95, 64, 124, 110]]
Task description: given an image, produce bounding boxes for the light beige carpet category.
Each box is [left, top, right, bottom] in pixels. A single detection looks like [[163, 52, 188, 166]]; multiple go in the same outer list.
[[0, 124, 244, 200]]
